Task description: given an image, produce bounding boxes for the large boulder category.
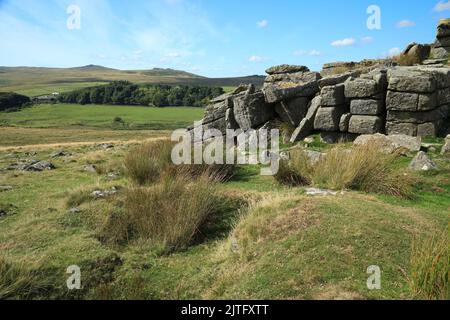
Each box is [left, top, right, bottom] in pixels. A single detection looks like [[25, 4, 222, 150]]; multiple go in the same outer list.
[[441, 134, 450, 155], [409, 151, 438, 171], [354, 133, 422, 153], [314, 106, 345, 131], [290, 96, 322, 142], [386, 91, 438, 112], [320, 84, 345, 106], [403, 43, 430, 62], [263, 67, 321, 104], [387, 68, 436, 93], [233, 91, 275, 130], [265, 64, 309, 75]]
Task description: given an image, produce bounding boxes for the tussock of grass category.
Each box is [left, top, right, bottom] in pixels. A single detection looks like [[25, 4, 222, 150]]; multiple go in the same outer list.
[[100, 174, 221, 251], [276, 144, 414, 198], [0, 257, 47, 299], [393, 54, 421, 66], [124, 140, 236, 185], [409, 230, 449, 300], [124, 140, 173, 185], [275, 148, 311, 186]]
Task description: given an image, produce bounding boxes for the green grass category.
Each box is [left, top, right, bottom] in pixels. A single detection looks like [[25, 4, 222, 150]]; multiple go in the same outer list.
[[0, 104, 204, 130], [5, 82, 109, 97], [0, 125, 448, 300]]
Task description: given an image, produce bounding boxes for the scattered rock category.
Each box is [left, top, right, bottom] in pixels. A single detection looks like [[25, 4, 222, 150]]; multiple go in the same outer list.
[[265, 64, 309, 75], [23, 160, 55, 172], [306, 188, 341, 196], [92, 187, 120, 199], [0, 186, 13, 192], [303, 137, 315, 144], [50, 150, 71, 158], [0, 204, 18, 217], [305, 150, 326, 165], [69, 207, 82, 214], [83, 164, 97, 173], [409, 151, 438, 171], [99, 144, 114, 150]]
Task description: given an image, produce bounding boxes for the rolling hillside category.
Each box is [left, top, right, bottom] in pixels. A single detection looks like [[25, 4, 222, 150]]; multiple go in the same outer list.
[[0, 65, 265, 96]]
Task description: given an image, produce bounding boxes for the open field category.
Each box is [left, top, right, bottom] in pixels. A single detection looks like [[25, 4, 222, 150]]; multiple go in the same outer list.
[[2, 82, 109, 97], [0, 104, 204, 130], [0, 127, 448, 300]]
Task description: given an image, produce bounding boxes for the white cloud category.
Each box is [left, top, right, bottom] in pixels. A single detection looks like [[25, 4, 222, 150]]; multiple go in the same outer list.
[[361, 36, 374, 44], [396, 20, 416, 28], [331, 38, 356, 47], [434, 1, 450, 12], [386, 47, 402, 57], [257, 20, 268, 28], [248, 55, 265, 62], [293, 49, 321, 56]]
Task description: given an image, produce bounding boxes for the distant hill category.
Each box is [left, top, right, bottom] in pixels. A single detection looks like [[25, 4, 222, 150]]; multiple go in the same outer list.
[[0, 65, 265, 96]]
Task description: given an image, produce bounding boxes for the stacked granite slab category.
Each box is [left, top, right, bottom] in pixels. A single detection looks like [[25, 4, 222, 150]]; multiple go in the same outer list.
[[344, 69, 388, 135], [263, 65, 321, 127], [431, 19, 450, 59], [386, 66, 450, 137]]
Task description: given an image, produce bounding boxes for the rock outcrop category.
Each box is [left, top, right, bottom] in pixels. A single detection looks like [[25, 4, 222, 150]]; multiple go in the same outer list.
[[191, 21, 450, 144], [431, 19, 450, 59]]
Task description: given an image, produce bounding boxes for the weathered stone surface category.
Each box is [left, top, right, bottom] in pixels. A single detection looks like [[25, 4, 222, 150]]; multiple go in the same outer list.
[[318, 71, 360, 88], [434, 36, 450, 48], [290, 96, 322, 142], [263, 73, 321, 103], [437, 18, 450, 38], [386, 91, 438, 112], [417, 122, 440, 137], [350, 99, 384, 115], [0, 186, 13, 192], [441, 134, 450, 155], [23, 160, 55, 172], [387, 105, 449, 124], [202, 117, 227, 134], [405, 44, 431, 62], [266, 64, 309, 75], [388, 68, 436, 93], [438, 88, 450, 105], [203, 99, 232, 124], [321, 84, 345, 106], [306, 188, 339, 196], [305, 150, 326, 165], [348, 115, 383, 134], [354, 133, 422, 153], [409, 151, 438, 171], [386, 122, 417, 136], [233, 91, 275, 130], [225, 108, 239, 130], [339, 113, 351, 132], [344, 78, 379, 98], [314, 106, 345, 131], [274, 97, 309, 126]]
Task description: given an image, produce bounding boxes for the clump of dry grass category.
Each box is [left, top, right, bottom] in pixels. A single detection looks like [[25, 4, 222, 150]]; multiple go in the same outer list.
[[124, 140, 236, 185], [276, 144, 413, 198], [0, 257, 47, 299], [100, 174, 220, 250], [393, 54, 421, 66], [275, 148, 312, 186], [409, 230, 449, 300], [124, 140, 173, 185]]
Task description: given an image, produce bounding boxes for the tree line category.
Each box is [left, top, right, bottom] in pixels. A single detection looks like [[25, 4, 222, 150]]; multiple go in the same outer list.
[[58, 81, 225, 107], [0, 92, 31, 112]]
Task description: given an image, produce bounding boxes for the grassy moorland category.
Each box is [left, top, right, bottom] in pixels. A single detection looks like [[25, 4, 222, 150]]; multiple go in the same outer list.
[[0, 129, 448, 300], [0, 104, 204, 131]]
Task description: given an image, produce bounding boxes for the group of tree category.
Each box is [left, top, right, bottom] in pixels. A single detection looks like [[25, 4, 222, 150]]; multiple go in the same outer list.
[[58, 81, 224, 107], [0, 92, 31, 112]]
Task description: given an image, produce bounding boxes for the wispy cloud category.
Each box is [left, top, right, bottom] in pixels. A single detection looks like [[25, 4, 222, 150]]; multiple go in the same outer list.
[[384, 47, 402, 58], [434, 1, 450, 12], [396, 20, 416, 28], [248, 55, 266, 62], [361, 36, 374, 44], [331, 38, 356, 47], [293, 49, 322, 56], [257, 20, 268, 28]]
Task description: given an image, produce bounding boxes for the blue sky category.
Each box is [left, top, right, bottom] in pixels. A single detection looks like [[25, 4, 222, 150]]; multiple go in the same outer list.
[[0, 0, 449, 77]]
